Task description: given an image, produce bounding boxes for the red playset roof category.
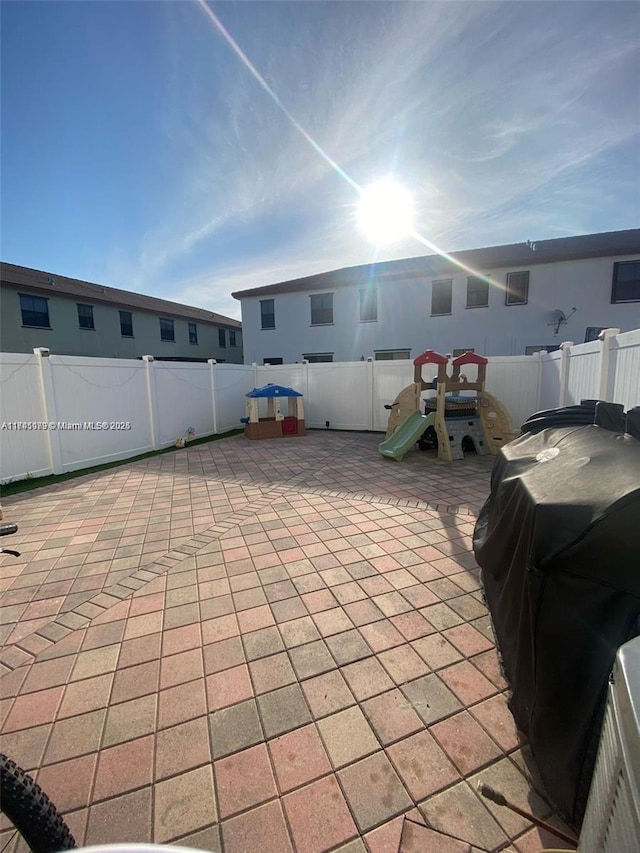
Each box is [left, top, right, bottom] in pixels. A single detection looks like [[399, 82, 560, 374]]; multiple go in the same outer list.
[[413, 350, 448, 366], [452, 351, 488, 366]]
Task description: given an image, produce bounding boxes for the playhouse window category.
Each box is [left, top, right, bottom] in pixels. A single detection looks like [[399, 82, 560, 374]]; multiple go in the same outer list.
[[466, 277, 489, 308], [310, 293, 333, 325], [505, 271, 529, 305], [260, 299, 275, 329], [431, 280, 452, 315], [359, 289, 377, 322]]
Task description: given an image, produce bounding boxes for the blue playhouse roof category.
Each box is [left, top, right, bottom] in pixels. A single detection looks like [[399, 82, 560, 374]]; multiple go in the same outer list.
[[246, 383, 302, 398]]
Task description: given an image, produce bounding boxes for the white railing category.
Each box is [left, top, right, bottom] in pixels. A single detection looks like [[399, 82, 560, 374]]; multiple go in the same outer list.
[[1, 329, 639, 483]]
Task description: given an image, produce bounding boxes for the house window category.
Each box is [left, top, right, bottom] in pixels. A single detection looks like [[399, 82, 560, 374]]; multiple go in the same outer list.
[[584, 326, 607, 343], [310, 292, 333, 325], [453, 348, 475, 357], [466, 277, 489, 308], [160, 318, 175, 341], [188, 323, 198, 344], [229, 330, 237, 347], [611, 261, 640, 303], [359, 289, 377, 322], [525, 345, 561, 355], [431, 280, 452, 315], [374, 349, 411, 360], [77, 304, 95, 329], [263, 357, 283, 365], [303, 353, 333, 363], [19, 294, 50, 328], [119, 311, 133, 337], [218, 328, 226, 347], [260, 299, 275, 329], [506, 271, 529, 305]]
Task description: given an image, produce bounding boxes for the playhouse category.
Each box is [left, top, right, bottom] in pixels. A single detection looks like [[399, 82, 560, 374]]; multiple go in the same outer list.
[[242, 383, 306, 440], [379, 350, 517, 461]]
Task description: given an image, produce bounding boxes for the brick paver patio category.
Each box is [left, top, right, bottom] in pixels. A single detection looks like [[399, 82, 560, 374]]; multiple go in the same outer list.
[[0, 431, 574, 852]]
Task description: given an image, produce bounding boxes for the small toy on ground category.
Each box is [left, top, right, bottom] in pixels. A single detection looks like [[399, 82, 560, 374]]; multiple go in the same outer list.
[[175, 426, 196, 448], [379, 349, 517, 461], [242, 383, 306, 440]]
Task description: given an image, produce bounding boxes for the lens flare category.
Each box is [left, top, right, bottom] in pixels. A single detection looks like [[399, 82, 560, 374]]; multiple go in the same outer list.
[[357, 179, 414, 245]]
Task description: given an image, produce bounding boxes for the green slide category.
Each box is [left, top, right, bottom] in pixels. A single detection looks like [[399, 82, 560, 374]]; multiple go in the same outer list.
[[378, 411, 437, 461]]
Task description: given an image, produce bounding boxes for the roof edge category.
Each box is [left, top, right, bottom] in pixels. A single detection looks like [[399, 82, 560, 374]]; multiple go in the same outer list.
[[231, 229, 640, 299], [0, 262, 241, 328]]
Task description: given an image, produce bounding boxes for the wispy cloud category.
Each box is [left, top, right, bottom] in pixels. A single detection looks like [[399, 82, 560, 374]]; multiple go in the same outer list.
[[104, 0, 639, 314]]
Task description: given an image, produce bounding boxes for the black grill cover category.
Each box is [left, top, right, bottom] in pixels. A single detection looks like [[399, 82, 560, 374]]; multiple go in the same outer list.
[[473, 424, 640, 829]]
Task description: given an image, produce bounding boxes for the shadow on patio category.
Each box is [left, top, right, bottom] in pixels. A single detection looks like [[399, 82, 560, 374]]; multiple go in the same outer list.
[[0, 431, 573, 852]]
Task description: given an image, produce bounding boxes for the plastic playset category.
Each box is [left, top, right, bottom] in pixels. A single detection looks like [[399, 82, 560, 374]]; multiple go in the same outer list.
[[379, 350, 517, 461], [241, 383, 306, 440]]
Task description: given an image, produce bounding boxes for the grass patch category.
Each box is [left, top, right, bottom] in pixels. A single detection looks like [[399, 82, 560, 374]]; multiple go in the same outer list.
[[0, 429, 244, 499]]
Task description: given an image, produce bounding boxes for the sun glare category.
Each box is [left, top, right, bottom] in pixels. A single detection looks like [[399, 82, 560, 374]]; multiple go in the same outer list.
[[357, 179, 414, 245]]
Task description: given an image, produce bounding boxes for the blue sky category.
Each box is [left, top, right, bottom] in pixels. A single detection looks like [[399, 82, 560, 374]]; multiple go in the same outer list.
[[2, 1, 638, 320]]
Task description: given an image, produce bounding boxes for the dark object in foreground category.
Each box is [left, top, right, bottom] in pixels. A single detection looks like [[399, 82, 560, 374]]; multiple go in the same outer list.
[[478, 782, 578, 846], [473, 418, 640, 830], [0, 754, 76, 852]]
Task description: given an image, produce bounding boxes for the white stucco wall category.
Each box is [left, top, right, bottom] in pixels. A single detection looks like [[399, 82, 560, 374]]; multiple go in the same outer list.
[[238, 254, 640, 364]]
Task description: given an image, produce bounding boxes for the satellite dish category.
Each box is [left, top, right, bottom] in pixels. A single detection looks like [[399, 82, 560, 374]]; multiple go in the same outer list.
[[548, 307, 577, 335]]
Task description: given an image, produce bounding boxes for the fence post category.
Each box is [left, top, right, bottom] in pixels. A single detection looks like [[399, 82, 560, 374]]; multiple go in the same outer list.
[[33, 347, 64, 474], [535, 350, 546, 412], [143, 356, 159, 450], [208, 359, 218, 435], [598, 328, 620, 402], [558, 341, 574, 407], [367, 357, 375, 430], [302, 360, 310, 424]]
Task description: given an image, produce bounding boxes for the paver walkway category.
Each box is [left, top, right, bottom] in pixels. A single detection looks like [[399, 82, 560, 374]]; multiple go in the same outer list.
[[0, 432, 574, 852]]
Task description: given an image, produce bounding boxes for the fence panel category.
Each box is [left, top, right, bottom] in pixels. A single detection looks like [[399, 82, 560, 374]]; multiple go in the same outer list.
[[565, 341, 601, 405], [306, 362, 371, 430], [0, 354, 51, 482], [483, 357, 540, 427], [49, 356, 152, 471], [214, 363, 255, 432], [255, 364, 307, 396], [372, 361, 415, 432], [539, 351, 562, 412], [611, 329, 640, 411], [154, 361, 214, 446]]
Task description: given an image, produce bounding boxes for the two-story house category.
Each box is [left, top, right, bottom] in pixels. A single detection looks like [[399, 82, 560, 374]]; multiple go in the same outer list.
[[232, 229, 639, 364], [0, 263, 243, 363]]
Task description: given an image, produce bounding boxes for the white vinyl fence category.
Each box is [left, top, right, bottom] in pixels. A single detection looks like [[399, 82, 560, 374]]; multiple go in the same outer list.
[[1, 329, 639, 483], [0, 351, 253, 483]]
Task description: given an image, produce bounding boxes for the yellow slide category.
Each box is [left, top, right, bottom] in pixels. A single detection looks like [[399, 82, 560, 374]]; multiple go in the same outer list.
[[378, 411, 437, 461]]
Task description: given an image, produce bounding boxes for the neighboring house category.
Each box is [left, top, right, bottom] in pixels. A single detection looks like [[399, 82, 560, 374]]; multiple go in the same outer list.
[[232, 229, 640, 364], [0, 263, 243, 363]]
